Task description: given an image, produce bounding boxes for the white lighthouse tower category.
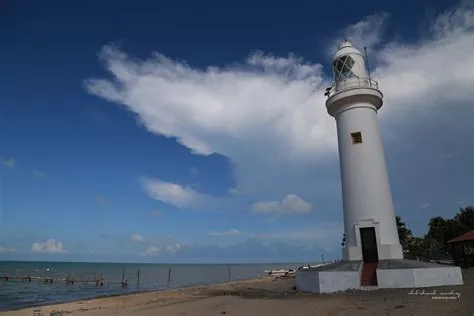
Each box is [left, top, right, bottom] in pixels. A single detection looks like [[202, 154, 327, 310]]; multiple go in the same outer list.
[[325, 40, 403, 262], [296, 40, 463, 293]]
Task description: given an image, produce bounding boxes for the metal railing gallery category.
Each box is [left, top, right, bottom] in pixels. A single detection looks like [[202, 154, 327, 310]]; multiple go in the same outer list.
[[324, 77, 379, 98]]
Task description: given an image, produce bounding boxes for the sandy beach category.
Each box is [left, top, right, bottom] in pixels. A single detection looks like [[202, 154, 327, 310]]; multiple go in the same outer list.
[[3, 269, 473, 316]]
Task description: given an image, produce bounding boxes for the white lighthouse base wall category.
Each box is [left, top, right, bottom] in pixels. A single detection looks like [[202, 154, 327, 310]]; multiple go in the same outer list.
[[378, 244, 404, 260], [296, 260, 463, 294], [296, 261, 362, 294], [296, 270, 361, 293], [377, 266, 464, 289]]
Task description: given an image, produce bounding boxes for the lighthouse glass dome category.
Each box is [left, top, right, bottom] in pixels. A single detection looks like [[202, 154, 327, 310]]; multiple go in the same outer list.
[[333, 55, 356, 81]]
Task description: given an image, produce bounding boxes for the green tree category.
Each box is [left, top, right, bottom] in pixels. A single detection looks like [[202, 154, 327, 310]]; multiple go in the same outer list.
[[396, 216, 413, 251], [424, 216, 449, 259], [407, 236, 427, 259], [454, 206, 474, 231], [394, 205, 473, 263], [424, 206, 474, 260], [426, 216, 448, 243]]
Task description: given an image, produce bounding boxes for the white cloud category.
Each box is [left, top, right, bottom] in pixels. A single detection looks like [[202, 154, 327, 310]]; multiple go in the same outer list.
[[142, 246, 161, 256], [152, 239, 339, 262], [93, 194, 110, 205], [253, 223, 344, 250], [228, 188, 242, 196], [208, 229, 241, 236], [373, 3, 474, 121], [31, 239, 67, 254], [150, 210, 163, 217], [2, 158, 15, 168], [85, 1, 474, 205], [430, 0, 474, 39], [87, 45, 334, 202], [188, 167, 199, 176], [251, 194, 312, 215], [131, 234, 145, 242], [257, 225, 342, 242], [0, 245, 15, 253], [165, 244, 182, 253], [31, 170, 47, 179], [140, 177, 202, 208], [420, 203, 431, 209], [328, 12, 390, 55]]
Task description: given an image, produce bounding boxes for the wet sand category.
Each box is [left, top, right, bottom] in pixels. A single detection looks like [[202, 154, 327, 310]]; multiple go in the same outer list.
[[3, 269, 473, 316]]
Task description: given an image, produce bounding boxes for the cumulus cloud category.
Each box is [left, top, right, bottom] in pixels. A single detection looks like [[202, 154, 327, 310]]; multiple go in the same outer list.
[[87, 45, 334, 202], [2, 158, 15, 168], [142, 246, 161, 256], [140, 177, 203, 208], [131, 234, 145, 242], [0, 245, 15, 253], [31, 239, 67, 254], [251, 194, 312, 215], [208, 229, 241, 236], [85, 1, 474, 207]]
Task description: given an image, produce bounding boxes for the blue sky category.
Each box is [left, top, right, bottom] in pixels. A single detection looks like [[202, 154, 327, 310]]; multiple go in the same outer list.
[[0, 0, 473, 263]]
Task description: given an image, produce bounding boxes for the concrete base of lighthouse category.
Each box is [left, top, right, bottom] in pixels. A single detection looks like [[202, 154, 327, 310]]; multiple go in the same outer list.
[[296, 259, 464, 294]]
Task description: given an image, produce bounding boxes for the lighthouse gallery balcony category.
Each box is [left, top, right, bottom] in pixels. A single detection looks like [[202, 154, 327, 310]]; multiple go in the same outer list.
[[325, 77, 380, 99]]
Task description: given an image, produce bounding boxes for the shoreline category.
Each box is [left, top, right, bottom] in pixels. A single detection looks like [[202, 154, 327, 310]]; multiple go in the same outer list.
[[1, 276, 274, 315], [3, 271, 474, 316], [0, 261, 307, 312]]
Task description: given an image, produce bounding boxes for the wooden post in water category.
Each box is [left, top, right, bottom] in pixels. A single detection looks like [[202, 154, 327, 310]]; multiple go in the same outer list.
[[321, 254, 325, 263], [121, 268, 126, 283], [167, 267, 172, 288], [137, 268, 140, 288], [228, 265, 231, 282], [120, 268, 128, 288]]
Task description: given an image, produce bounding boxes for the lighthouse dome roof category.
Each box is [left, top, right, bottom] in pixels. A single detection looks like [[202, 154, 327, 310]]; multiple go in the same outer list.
[[333, 40, 363, 60]]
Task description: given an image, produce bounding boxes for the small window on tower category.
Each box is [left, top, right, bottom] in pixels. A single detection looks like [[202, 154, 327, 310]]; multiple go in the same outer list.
[[351, 132, 362, 144]]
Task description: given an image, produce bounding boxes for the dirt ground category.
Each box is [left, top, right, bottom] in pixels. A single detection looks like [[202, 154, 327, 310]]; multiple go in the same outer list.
[[4, 269, 474, 316]]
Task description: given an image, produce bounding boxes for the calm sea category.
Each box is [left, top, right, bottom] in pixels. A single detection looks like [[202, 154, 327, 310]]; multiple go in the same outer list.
[[0, 261, 307, 311]]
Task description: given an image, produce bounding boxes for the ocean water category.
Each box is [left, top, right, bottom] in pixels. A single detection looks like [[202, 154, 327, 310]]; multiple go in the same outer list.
[[0, 261, 306, 311]]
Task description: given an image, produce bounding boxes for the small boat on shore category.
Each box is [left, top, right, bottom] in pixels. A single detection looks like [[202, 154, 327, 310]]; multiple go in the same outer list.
[[264, 263, 330, 276], [264, 269, 296, 277], [297, 263, 329, 270]]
